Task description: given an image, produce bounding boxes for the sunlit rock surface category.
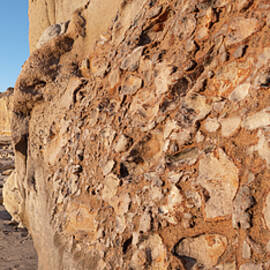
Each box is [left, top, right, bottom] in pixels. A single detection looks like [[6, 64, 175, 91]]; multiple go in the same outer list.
[[4, 0, 270, 269]]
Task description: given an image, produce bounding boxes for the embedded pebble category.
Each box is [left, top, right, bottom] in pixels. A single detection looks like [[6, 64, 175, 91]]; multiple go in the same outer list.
[[175, 234, 228, 268], [197, 148, 239, 219], [220, 116, 241, 137]]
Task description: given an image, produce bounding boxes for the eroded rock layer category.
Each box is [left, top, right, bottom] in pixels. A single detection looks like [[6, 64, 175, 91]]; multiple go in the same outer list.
[[8, 0, 270, 269], [0, 89, 14, 203]]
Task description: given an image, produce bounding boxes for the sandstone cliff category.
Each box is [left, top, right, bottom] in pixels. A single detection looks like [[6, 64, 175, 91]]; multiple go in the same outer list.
[[0, 89, 14, 203], [5, 0, 270, 269]]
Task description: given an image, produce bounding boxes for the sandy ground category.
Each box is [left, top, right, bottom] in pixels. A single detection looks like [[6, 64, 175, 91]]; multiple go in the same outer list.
[[0, 196, 38, 270]]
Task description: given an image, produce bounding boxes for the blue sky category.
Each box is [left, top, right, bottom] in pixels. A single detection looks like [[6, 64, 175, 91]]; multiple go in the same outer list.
[[0, 1, 29, 92]]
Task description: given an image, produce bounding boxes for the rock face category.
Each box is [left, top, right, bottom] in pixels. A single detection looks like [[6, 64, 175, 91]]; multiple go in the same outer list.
[[6, 0, 270, 269], [0, 90, 38, 269], [0, 90, 14, 203]]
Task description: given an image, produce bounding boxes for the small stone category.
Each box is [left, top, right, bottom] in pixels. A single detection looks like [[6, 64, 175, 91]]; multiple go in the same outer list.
[[69, 174, 79, 195], [197, 148, 239, 219], [233, 45, 247, 59], [242, 108, 270, 130], [108, 68, 120, 89], [239, 263, 263, 270], [36, 22, 69, 48], [122, 75, 143, 95], [204, 117, 220, 133], [103, 160, 115, 175], [148, 6, 162, 19], [213, 60, 253, 96], [255, 68, 270, 88], [115, 216, 126, 234], [159, 185, 183, 224], [138, 211, 151, 233], [242, 240, 251, 259], [196, 26, 209, 41], [114, 134, 131, 153], [184, 94, 212, 121], [175, 234, 228, 268], [196, 130, 205, 143], [101, 174, 119, 203], [154, 63, 173, 96], [120, 47, 143, 72], [232, 186, 254, 229], [225, 17, 261, 46], [173, 15, 196, 40], [166, 147, 199, 166], [90, 56, 108, 77], [130, 234, 168, 269], [185, 40, 197, 53], [229, 83, 250, 102], [167, 171, 183, 184], [256, 130, 270, 166], [80, 58, 90, 76], [185, 190, 202, 209], [247, 172, 255, 183], [220, 116, 241, 137], [71, 165, 83, 175], [112, 192, 131, 216], [164, 120, 178, 139], [150, 186, 164, 201], [139, 58, 153, 85]]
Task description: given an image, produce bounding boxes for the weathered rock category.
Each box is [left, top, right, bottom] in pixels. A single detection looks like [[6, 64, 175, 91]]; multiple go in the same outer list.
[[225, 17, 262, 46], [2, 172, 23, 224], [0, 94, 12, 136], [232, 186, 254, 229], [159, 185, 183, 224], [197, 148, 239, 219], [36, 22, 69, 49], [242, 240, 251, 259], [122, 75, 143, 95], [229, 83, 250, 102], [5, 0, 270, 269], [204, 117, 220, 133], [242, 108, 270, 130], [120, 47, 143, 72], [220, 116, 241, 137], [114, 134, 132, 153], [130, 234, 168, 269], [174, 234, 228, 268]]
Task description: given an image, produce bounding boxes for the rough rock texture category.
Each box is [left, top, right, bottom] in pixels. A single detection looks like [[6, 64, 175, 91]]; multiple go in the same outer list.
[[6, 0, 270, 269], [0, 89, 14, 202], [0, 90, 38, 269]]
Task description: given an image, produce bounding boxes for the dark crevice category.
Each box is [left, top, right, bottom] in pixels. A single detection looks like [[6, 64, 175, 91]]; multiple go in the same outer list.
[[145, 247, 152, 266], [137, 31, 151, 46], [122, 236, 133, 254], [171, 77, 189, 97], [119, 163, 129, 178], [15, 134, 28, 157]]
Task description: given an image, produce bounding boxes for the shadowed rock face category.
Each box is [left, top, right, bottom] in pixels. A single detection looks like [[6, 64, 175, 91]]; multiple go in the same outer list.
[[6, 0, 270, 269], [0, 92, 38, 269]]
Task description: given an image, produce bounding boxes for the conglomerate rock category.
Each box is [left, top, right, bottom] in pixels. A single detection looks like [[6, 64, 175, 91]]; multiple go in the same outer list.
[[5, 0, 270, 269]]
